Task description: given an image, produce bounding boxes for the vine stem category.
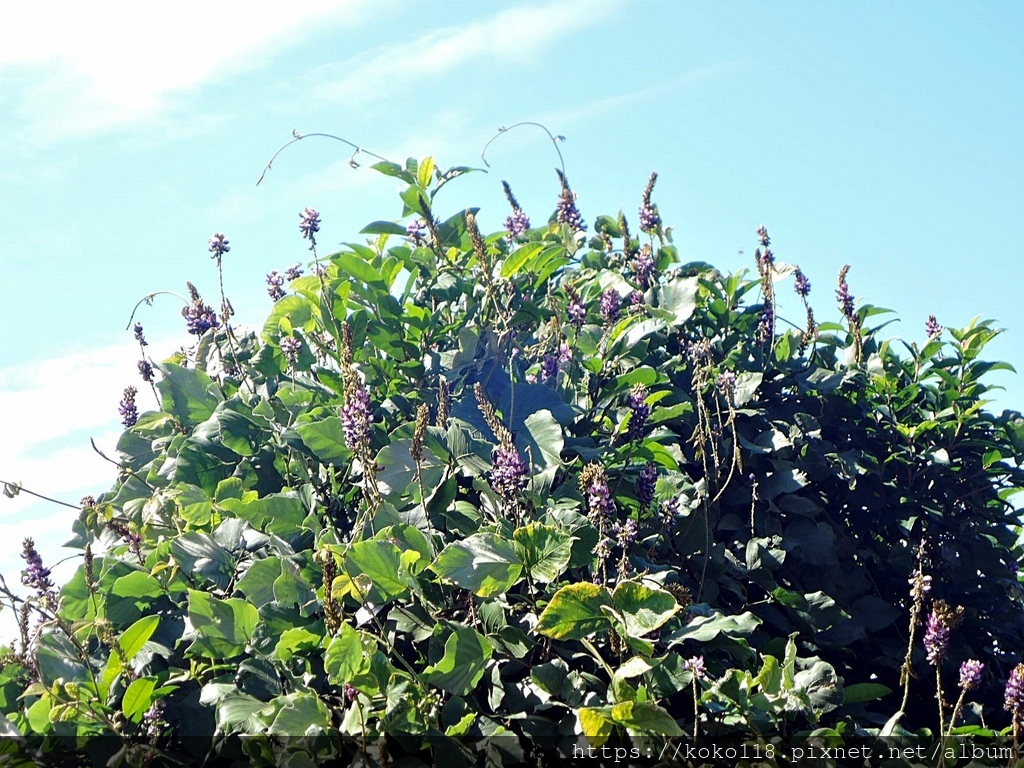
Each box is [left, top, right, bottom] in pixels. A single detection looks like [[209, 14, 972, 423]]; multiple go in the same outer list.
[[0, 480, 82, 510], [256, 131, 391, 186], [480, 121, 566, 176]]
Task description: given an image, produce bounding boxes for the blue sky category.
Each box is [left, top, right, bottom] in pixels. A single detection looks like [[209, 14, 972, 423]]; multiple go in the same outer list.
[[1, 1, 1022, 635]]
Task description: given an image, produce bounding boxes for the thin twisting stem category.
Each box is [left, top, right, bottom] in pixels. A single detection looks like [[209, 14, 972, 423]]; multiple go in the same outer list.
[[480, 121, 566, 175], [257, 131, 392, 186]]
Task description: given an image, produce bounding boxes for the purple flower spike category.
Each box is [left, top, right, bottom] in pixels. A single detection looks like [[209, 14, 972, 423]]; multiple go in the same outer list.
[[632, 245, 655, 290], [505, 210, 530, 238], [600, 289, 621, 325], [1005, 663, 1024, 721], [626, 384, 651, 442], [924, 610, 950, 666], [636, 463, 657, 509], [119, 386, 138, 428], [555, 173, 587, 234], [138, 360, 154, 383], [134, 323, 148, 346], [491, 445, 528, 502], [185, 301, 219, 335], [280, 336, 301, 365], [208, 232, 230, 259], [794, 269, 811, 298], [684, 656, 705, 679], [406, 218, 427, 245], [959, 659, 984, 690], [340, 385, 372, 452], [20, 538, 53, 596], [299, 207, 321, 243], [926, 315, 942, 339], [284, 263, 304, 281], [266, 270, 286, 302]]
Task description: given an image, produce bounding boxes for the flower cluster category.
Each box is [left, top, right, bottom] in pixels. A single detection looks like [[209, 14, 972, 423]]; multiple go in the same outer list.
[[629, 290, 645, 313], [299, 207, 320, 247], [1006, 663, 1024, 722], [923, 611, 950, 665], [684, 656, 705, 678], [138, 359, 154, 383], [185, 300, 219, 335], [959, 659, 984, 690], [491, 445, 529, 502], [638, 172, 661, 233], [566, 286, 586, 328], [926, 314, 942, 339], [119, 386, 138, 428], [908, 569, 932, 601], [267, 270, 286, 302], [20, 538, 53, 596], [632, 244, 655, 290], [600, 289, 621, 325], [555, 171, 587, 233], [757, 300, 775, 342], [924, 600, 964, 665], [143, 699, 166, 740], [794, 268, 811, 298], [716, 369, 737, 396], [280, 336, 301, 365], [340, 383, 372, 453], [208, 232, 230, 260], [626, 383, 651, 442], [134, 323, 147, 346], [636, 463, 657, 509], [836, 265, 856, 322], [406, 218, 427, 245], [580, 463, 615, 523], [503, 181, 530, 238], [285, 263, 304, 281], [614, 518, 638, 548]]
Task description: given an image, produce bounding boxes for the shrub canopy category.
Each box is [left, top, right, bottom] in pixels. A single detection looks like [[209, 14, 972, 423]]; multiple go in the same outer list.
[[1, 154, 1023, 767]]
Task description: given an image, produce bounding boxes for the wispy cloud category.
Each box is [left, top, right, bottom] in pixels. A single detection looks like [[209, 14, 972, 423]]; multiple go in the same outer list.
[[304, 0, 623, 108], [0, 0, 374, 142]]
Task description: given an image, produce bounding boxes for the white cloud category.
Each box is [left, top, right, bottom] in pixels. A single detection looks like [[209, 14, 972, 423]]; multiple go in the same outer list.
[[305, 0, 623, 107], [0, 0, 374, 141]]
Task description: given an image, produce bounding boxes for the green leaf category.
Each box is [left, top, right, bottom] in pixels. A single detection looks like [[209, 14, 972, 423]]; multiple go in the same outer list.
[[536, 583, 614, 640], [579, 707, 614, 747], [341, 540, 415, 603], [611, 581, 679, 639], [423, 626, 493, 696], [501, 242, 545, 279], [360, 220, 409, 236], [518, 409, 564, 470], [119, 615, 160, 663], [843, 682, 892, 705], [656, 277, 699, 326], [187, 590, 259, 658], [609, 700, 684, 736], [266, 692, 332, 736], [156, 363, 221, 428], [295, 416, 352, 466], [273, 627, 322, 662], [170, 532, 233, 591], [324, 623, 374, 687], [666, 611, 761, 644], [513, 523, 572, 583], [122, 677, 156, 722], [431, 533, 523, 597], [236, 557, 283, 607]]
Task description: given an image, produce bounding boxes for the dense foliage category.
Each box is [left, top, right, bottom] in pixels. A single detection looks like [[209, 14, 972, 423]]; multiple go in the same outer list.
[[2, 152, 1023, 767]]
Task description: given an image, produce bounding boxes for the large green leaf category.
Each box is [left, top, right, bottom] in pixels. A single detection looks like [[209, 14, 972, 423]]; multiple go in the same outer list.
[[119, 615, 160, 663], [295, 416, 352, 465], [423, 627, 493, 696], [513, 523, 572, 583], [187, 590, 259, 658], [611, 581, 679, 639], [336, 540, 416, 603], [536, 583, 614, 640], [431, 533, 522, 597], [156, 363, 222, 429]]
